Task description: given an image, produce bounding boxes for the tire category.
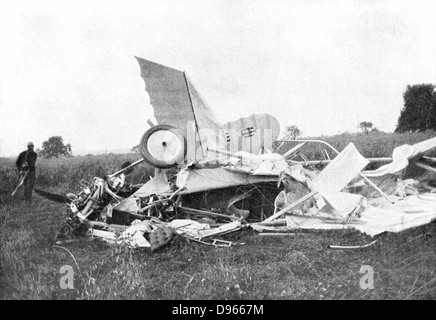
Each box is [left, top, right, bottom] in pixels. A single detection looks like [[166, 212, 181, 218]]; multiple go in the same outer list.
[[139, 125, 187, 168]]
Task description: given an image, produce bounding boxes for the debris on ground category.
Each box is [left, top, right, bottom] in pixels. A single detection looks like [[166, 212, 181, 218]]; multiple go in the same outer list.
[[33, 57, 436, 251]]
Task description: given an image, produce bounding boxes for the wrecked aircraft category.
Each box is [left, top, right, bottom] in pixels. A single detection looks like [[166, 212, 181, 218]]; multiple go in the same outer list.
[[36, 57, 436, 251]]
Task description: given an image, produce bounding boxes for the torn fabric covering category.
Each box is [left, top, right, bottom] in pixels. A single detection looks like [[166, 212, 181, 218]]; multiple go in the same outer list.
[[169, 219, 242, 240], [394, 179, 420, 197], [308, 143, 369, 217], [133, 172, 172, 198], [113, 197, 140, 213], [174, 167, 278, 194], [168, 219, 211, 239], [318, 191, 366, 219], [283, 193, 436, 237], [282, 164, 310, 185], [185, 74, 224, 155], [311, 143, 369, 193], [364, 136, 436, 177], [117, 219, 163, 248], [118, 231, 151, 248], [135, 57, 224, 161], [223, 152, 289, 176], [363, 144, 414, 177]]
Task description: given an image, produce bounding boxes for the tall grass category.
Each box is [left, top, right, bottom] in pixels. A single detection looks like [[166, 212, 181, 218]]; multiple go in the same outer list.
[[0, 153, 154, 204], [35, 153, 154, 189]]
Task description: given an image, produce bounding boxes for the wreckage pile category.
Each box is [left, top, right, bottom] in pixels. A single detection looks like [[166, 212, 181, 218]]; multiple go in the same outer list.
[[41, 57, 436, 250], [51, 136, 436, 251]]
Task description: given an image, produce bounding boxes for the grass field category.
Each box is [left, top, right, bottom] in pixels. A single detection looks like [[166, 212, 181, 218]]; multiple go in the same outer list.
[[1, 131, 435, 300]]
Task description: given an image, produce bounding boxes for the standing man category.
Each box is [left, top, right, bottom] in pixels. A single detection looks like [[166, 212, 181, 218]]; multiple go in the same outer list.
[[16, 142, 38, 204]]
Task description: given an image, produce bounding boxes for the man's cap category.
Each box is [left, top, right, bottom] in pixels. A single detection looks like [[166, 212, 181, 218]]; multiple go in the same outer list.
[[27, 142, 34, 146]]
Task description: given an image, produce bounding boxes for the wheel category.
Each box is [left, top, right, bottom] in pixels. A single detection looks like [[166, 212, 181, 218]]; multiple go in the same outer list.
[[139, 125, 187, 168]]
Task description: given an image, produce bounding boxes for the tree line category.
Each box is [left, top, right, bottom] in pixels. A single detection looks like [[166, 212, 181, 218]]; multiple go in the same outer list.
[[396, 83, 436, 133], [37, 136, 72, 158]]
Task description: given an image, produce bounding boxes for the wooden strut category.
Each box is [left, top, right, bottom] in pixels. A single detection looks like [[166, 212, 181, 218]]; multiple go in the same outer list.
[[178, 206, 239, 221], [128, 211, 148, 220], [88, 221, 128, 231], [422, 156, 436, 163], [359, 173, 394, 204], [414, 161, 436, 173], [179, 233, 237, 247], [260, 190, 317, 224], [137, 198, 170, 214], [289, 157, 393, 165], [107, 158, 145, 179], [327, 239, 379, 250], [183, 71, 205, 160], [282, 143, 306, 159], [147, 119, 156, 127]]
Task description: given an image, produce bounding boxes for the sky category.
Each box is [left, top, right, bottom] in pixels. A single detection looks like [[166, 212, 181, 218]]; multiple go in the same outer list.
[[1, 0, 435, 157]]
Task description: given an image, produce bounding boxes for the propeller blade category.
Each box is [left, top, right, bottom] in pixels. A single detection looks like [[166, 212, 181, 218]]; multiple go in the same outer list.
[[34, 188, 71, 204]]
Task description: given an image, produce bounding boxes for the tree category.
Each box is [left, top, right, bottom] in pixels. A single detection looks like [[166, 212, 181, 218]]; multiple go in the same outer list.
[[131, 144, 140, 153], [396, 84, 436, 133], [359, 121, 374, 134], [283, 125, 302, 140], [40, 136, 72, 158]]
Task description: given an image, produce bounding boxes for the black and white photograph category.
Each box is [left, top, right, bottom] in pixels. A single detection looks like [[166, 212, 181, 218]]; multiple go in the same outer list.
[[0, 0, 435, 304]]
